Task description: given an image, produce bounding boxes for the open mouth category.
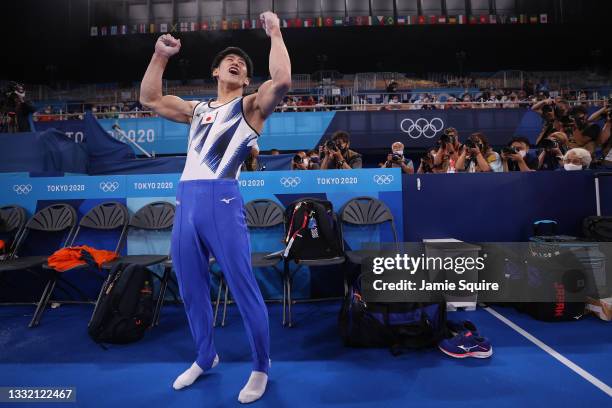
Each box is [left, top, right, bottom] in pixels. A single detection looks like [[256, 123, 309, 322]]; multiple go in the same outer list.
[[228, 67, 239, 75]]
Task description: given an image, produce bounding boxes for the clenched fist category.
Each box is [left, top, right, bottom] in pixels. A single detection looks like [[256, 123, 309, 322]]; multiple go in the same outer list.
[[155, 34, 181, 58], [260, 11, 280, 37]]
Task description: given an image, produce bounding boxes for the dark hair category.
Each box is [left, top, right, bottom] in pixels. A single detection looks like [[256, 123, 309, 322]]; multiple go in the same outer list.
[[582, 123, 601, 141], [331, 130, 350, 144], [470, 132, 490, 152], [509, 136, 531, 148], [570, 105, 588, 117], [211, 47, 253, 79]]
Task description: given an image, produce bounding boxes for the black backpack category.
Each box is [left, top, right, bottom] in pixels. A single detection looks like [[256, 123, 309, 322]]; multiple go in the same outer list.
[[88, 263, 154, 344], [283, 198, 342, 260], [339, 275, 447, 354], [583, 216, 612, 241]]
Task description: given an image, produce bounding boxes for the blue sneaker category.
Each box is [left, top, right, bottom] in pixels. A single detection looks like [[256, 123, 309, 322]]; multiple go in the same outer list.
[[439, 331, 493, 359], [447, 320, 479, 336]]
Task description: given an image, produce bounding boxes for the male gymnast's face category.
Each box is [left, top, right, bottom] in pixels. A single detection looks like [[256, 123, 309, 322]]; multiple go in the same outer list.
[[213, 54, 250, 89]]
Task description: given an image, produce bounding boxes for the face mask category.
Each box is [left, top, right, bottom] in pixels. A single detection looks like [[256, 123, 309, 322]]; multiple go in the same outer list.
[[519, 150, 527, 158], [564, 163, 582, 171], [393, 150, 404, 156]]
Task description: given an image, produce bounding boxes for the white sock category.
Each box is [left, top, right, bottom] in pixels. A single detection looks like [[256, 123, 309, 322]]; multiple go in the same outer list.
[[238, 371, 268, 404], [172, 355, 219, 390]]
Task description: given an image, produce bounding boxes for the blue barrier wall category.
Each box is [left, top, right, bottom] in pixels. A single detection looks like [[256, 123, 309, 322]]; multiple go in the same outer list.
[[0, 169, 402, 302], [3, 169, 610, 302], [34, 108, 550, 155]]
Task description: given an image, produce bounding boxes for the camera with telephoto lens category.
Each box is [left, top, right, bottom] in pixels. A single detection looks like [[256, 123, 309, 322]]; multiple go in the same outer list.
[[293, 154, 303, 164], [540, 138, 558, 150], [501, 146, 519, 155], [541, 104, 554, 114], [391, 154, 403, 162], [325, 140, 337, 151]]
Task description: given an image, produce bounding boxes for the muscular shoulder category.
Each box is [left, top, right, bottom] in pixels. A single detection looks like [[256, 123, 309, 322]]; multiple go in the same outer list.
[[242, 93, 265, 134]]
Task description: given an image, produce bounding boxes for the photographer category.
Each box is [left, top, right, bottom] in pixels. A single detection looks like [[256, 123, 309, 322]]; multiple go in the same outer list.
[[381, 142, 414, 174], [431, 128, 460, 173], [456, 133, 502, 173], [593, 100, 612, 166], [533, 98, 571, 145], [1, 82, 35, 133], [538, 132, 568, 171], [417, 148, 437, 174], [501, 137, 537, 172], [320, 131, 362, 170], [291, 151, 319, 170]]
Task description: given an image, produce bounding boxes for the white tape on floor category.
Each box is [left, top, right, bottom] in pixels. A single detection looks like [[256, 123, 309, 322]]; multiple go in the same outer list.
[[484, 306, 612, 398]]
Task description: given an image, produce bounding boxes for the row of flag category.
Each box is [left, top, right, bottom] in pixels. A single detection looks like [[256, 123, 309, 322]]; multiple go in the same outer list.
[[90, 14, 549, 36]]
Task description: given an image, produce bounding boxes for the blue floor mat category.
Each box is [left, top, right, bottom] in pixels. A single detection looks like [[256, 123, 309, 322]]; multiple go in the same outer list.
[[0, 302, 610, 407]]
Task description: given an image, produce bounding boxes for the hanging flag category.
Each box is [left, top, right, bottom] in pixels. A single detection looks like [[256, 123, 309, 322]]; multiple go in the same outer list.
[[101, 26, 108, 36], [211, 20, 219, 30], [295, 18, 303, 27], [396, 16, 406, 25], [219, 20, 227, 30], [138, 23, 146, 33], [519, 14, 527, 24], [478, 15, 488, 24], [438, 16, 447, 24], [458, 15, 466, 24], [160, 23, 168, 32], [324, 17, 333, 27], [231, 20, 240, 30], [428, 15, 438, 24], [448, 16, 457, 24], [498, 15, 508, 24], [529, 15, 538, 24], [489, 14, 497, 24], [150, 23, 157, 33], [201, 21, 209, 30], [316, 16, 323, 27], [407, 15, 416, 25], [385, 16, 394, 25], [169, 22, 178, 32], [190, 22, 197, 31], [510, 16, 518, 24], [469, 15, 478, 24], [418, 15, 426, 24], [110, 26, 118, 35], [303, 18, 313, 27], [90, 26, 98, 36], [241, 19, 250, 29], [540, 14, 548, 23], [353, 16, 365, 26], [334, 17, 344, 26], [179, 22, 188, 32], [120, 25, 127, 35]]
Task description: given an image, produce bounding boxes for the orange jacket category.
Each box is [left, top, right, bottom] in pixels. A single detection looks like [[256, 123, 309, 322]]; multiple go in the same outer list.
[[48, 245, 118, 272]]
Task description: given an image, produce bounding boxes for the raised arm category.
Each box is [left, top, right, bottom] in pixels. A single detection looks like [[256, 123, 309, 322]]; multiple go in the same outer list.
[[249, 12, 291, 120], [139, 34, 197, 124]]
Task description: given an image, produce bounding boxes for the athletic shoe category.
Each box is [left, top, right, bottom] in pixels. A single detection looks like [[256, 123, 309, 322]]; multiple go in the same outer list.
[[447, 320, 479, 336], [438, 331, 493, 359]]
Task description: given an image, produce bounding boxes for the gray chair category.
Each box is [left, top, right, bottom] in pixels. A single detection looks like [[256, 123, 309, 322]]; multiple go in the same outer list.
[[32, 202, 129, 327], [283, 197, 345, 328], [339, 196, 399, 294], [0, 204, 77, 274], [212, 199, 285, 327], [0, 205, 27, 259]]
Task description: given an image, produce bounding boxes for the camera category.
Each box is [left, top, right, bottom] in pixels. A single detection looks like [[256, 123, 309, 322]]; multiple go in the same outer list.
[[464, 139, 477, 149], [293, 154, 303, 164], [540, 138, 558, 150], [391, 154, 403, 162], [501, 146, 519, 155], [325, 140, 337, 151], [439, 132, 456, 146], [541, 104, 554, 114]]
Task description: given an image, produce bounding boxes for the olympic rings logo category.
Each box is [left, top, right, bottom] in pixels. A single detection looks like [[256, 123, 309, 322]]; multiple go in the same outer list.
[[373, 175, 394, 185], [280, 177, 301, 188], [13, 184, 32, 195], [400, 117, 444, 139], [99, 181, 119, 192]]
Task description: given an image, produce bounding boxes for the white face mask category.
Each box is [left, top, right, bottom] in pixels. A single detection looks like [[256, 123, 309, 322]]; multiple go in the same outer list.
[[564, 163, 582, 171], [303, 158, 309, 167], [518, 150, 527, 158], [393, 150, 404, 156]]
